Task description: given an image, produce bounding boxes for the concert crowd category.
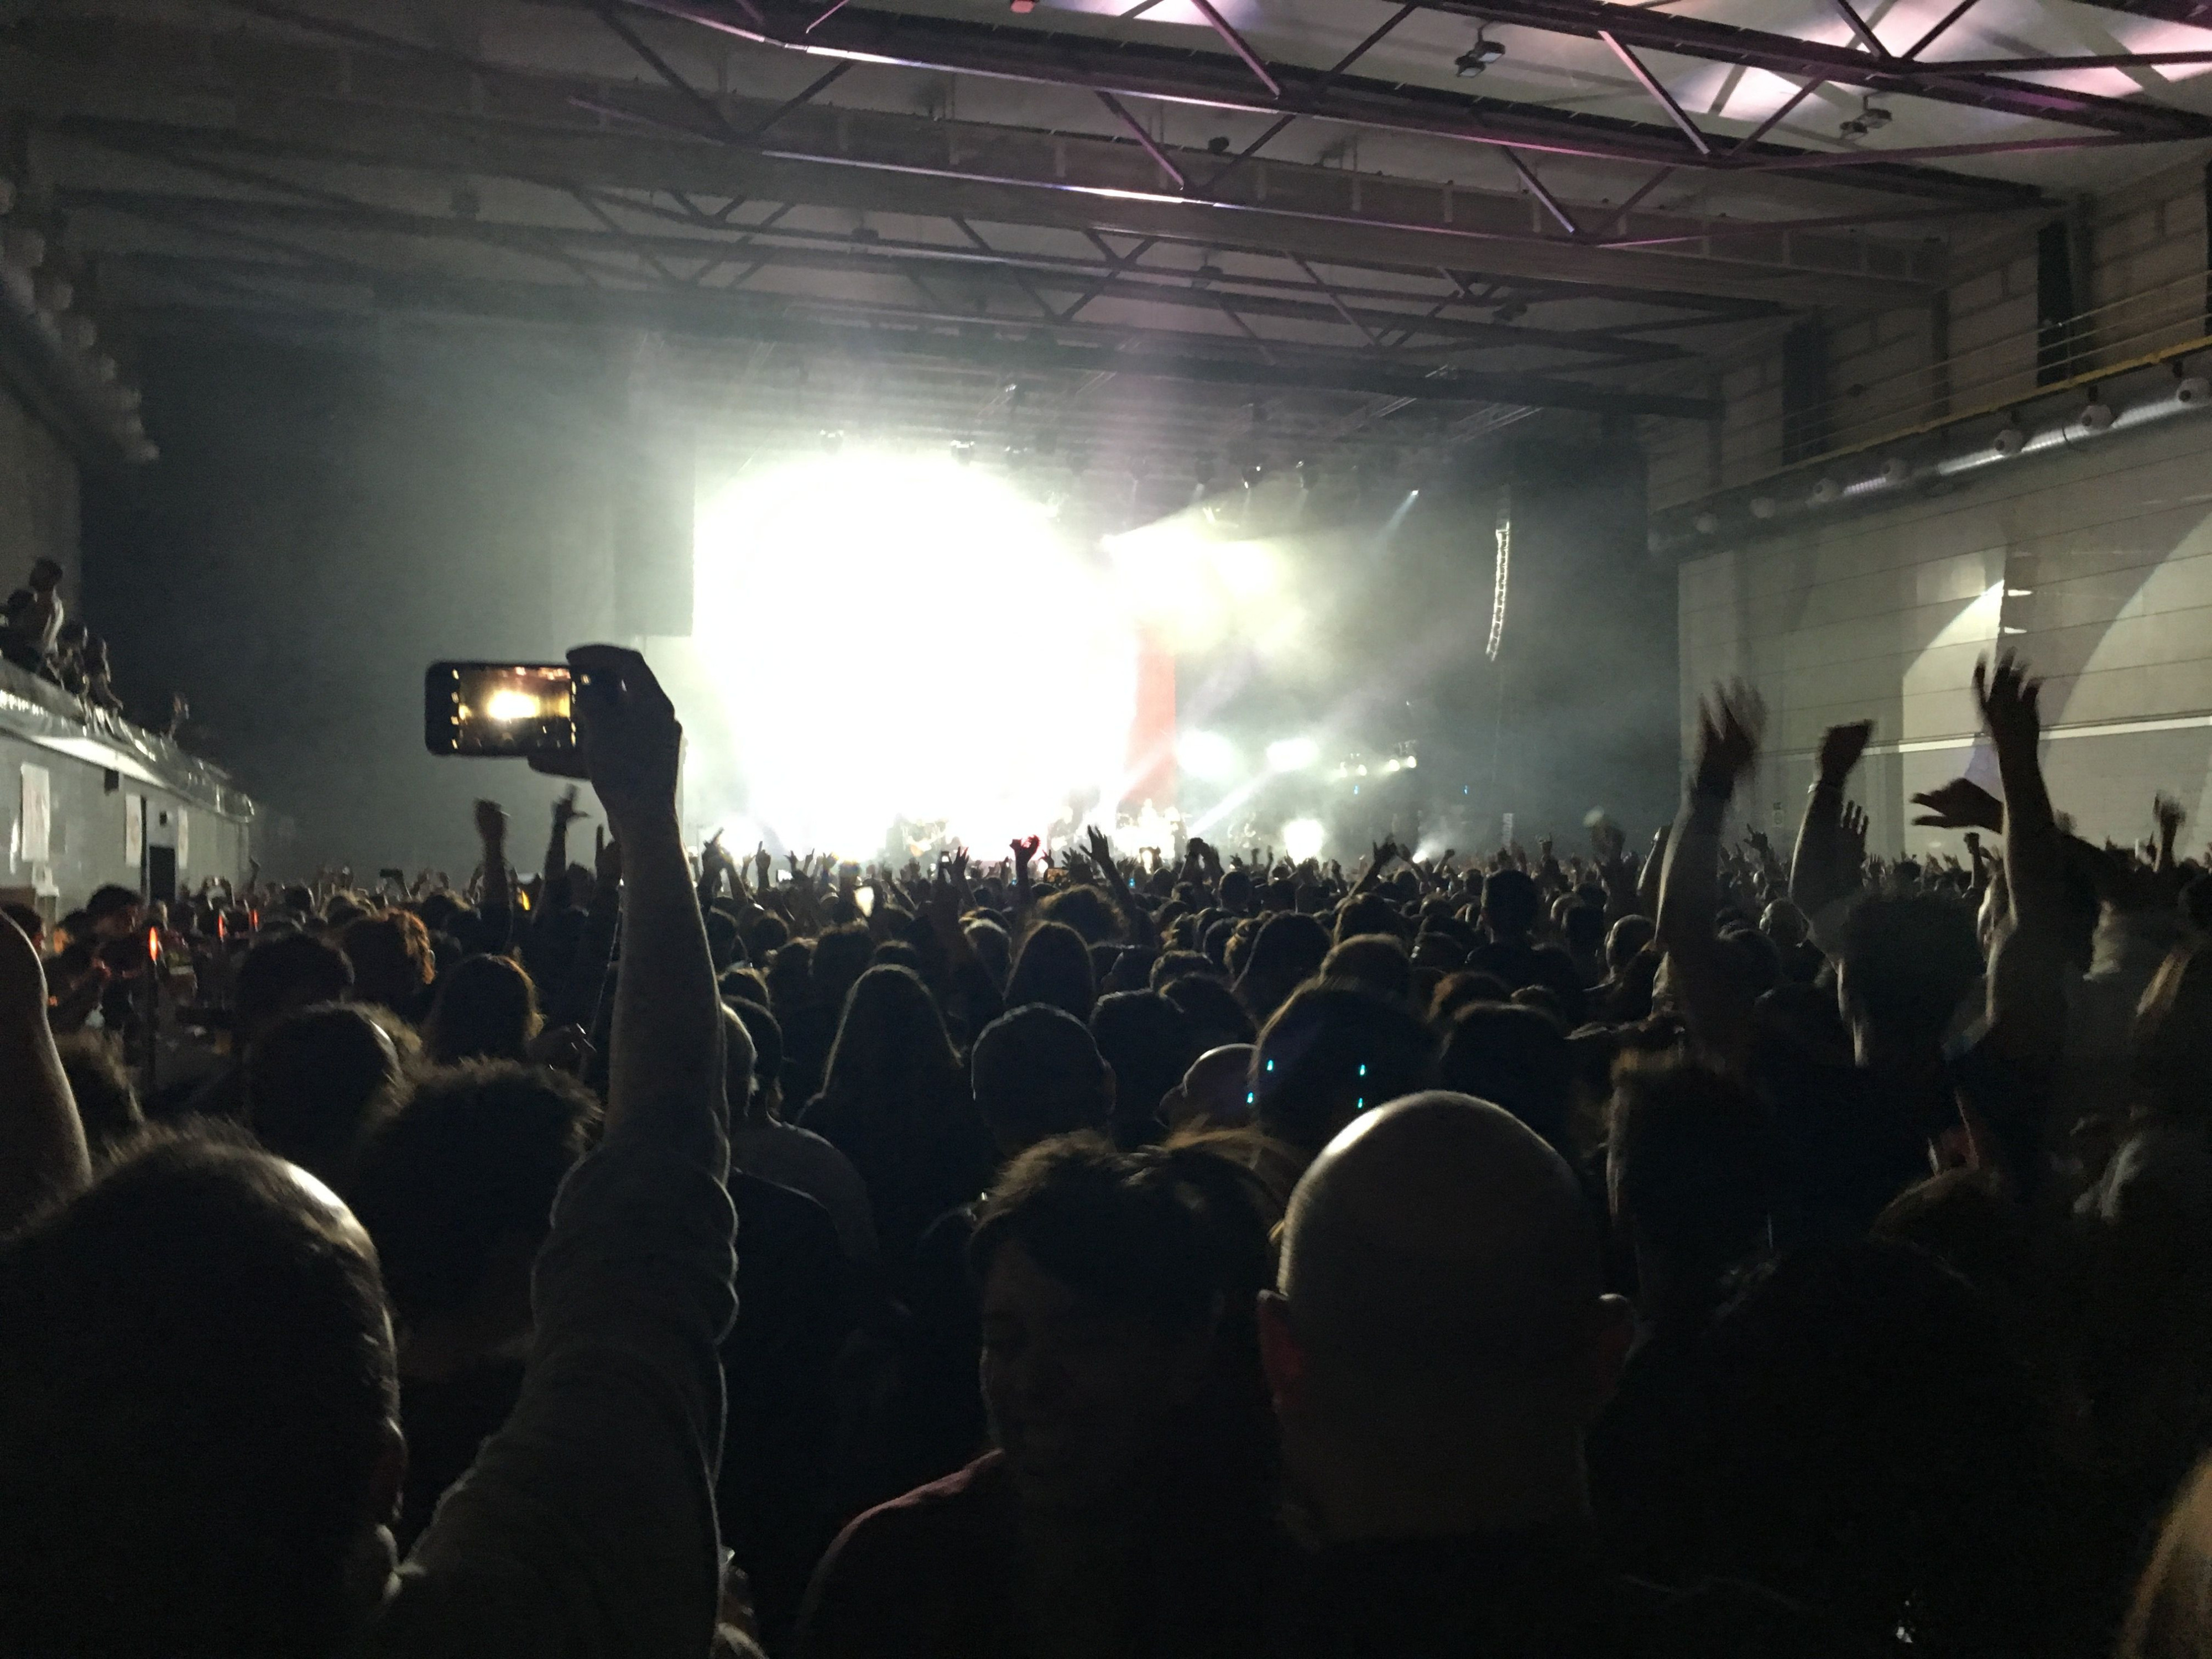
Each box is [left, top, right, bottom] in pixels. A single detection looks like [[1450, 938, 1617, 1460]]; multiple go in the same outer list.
[[7, 643, 2212, 1658]]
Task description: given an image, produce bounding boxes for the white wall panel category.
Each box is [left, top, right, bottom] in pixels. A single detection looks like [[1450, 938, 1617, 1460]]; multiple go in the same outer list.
[[1681, 421, 2212, 857]]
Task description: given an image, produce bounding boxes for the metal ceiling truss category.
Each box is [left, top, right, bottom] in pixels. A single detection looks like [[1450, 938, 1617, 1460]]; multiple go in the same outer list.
[[58, 134, 1725, 362], [90, 238, 1719, 416], [1432, 0, 2212, 142], [600, 0, 2064, 202], [19, 17, 1948, 314]]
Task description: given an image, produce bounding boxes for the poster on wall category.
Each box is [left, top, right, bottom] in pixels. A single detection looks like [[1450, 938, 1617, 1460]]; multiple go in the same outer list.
[[124, 793, 143, 867], [19, 764, 50, 866], [176, 808, 189, 874]]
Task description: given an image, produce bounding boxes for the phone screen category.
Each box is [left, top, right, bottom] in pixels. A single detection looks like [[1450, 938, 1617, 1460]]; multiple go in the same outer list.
[[425, 662, 576, 757]]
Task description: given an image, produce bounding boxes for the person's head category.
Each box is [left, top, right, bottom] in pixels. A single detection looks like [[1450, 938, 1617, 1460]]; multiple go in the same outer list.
[[1160, 969, 1257, 1051], [1606, 1053, 1772, 1316], [27, 556, 60, 593], [1260, 1093, 1632, 1541], [0, 1130, 399, 1656], [1149, 948, 1213, 992], [2124, 1453, 2212, 1659], [1333, 893, 1405, 945], [248, 1004, 406, 1190], [340, 910, 435, 1016], [1835, 894, 1984, 1065], [1162, 1043, 1259, 1131], [1039, 882, 1121, 946], [704, 908, 743, 974], [972, 1003, 1115, 1157], [85, 883, 143, 940], [1321, 933, 1413, 1003], [971, 1132, 1281, 1517], [1250, 980, 1439, 1159], [727, 998, 784, 1115], [1, 900, 41, 950], [1089, 989, 1198, 1147], [1437, 1002, 1575, 1157], [821, 963, 961, 1110], [348, 1064, 594, 1391], [54, 1030, 143, 1158], [1561, 904, 1607, 967], [234, 931, 355, 1051], [1605, 914, 1655, 977], [1480, 869, 1541, 941], [1760, 898, 1810, 950], [965, 916, 1012, 988], [810, 924, 875, 1014], [1237, 911, 1331, 1024], [719, 1003, 759, 1125], [421, 953, 541, 1066], [1005, 920, 1097, 1023]]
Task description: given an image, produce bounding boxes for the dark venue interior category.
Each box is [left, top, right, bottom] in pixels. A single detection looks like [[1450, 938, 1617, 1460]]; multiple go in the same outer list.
[[7, 2, 2212, 1657]]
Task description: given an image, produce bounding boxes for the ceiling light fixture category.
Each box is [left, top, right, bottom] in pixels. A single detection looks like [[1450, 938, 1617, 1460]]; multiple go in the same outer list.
[[1839, 97, 1893, 138], [1456, 30, 1505, 76]]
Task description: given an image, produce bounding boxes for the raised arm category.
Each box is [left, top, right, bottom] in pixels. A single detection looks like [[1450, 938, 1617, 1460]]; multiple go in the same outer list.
[[1789, 719, 1871, 925], [1658, 682, 1765, 1073], [378, 645, 733, 1659], [0, 914, 87, 1232]]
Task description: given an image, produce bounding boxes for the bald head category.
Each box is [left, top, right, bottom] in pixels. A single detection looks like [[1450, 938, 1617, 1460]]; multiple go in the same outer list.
[[1279, 1091, 1604, 1386], [1262, 1091, 1626, 1538]]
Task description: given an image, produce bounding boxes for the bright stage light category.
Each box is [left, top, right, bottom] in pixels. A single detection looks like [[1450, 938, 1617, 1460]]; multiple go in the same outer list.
[[691, 450, 1138, 853], [1266, 735, 1319, 773], [1177, 729, 1239, 782], [1282, 817, 1326, 863], [483, 688, 540, 722]]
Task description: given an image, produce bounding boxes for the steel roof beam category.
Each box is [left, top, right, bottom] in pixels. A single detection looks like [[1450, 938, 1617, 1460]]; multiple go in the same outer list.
[[96, 250, 1721, 415], [606, 0, 2048, 204], [1430, 0, 2212, 142], [62, 181, 1695, 359]]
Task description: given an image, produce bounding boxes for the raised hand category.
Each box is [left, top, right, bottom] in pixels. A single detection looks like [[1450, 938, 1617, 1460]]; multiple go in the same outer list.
[[754, 842, 773, 888], [1911, 778, 2004, 832], [1974, 650, 2043, 756], [1086, 825, 1118, 881], [2157, 792, 2188, 840], [552, 787, 587, 830], [473, 799, 509, 846], [1692, 681, 1766, 799], [1817, 719, 1874, 787], [1011, 835, 1039, 868], [1840, 800, 1869, 867], [531, 646, 682, 841]]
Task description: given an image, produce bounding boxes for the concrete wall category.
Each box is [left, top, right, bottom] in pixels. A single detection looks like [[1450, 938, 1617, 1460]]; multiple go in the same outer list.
[[84, 323, 629, 877], [1645, 158, 2211, 515], [1679, 413, 2212, 858], [0, 377, 81, 602]]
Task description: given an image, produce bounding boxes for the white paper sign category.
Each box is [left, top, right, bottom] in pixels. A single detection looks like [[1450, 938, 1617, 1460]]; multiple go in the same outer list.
[[124, 792, 143, 866], [19, 765, 50, 865], [176, 808, 189, 873]]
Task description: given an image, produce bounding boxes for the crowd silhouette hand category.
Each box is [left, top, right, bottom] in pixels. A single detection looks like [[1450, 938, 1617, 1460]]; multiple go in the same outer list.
[[1817, 719, 1874, 786], [473, 799, 508, 846], [1840, 801, 1869, 867], [754, 842, 773, 889], [1086, 826, 1118, 883], [1911, 778, 2004, 832], [1975, 650, 2043, 756], [552, 787, 588, 830], [1010, 836, 1040, 868], [2157, 792, 2188, 839], [1692, 681, 1766, 799]]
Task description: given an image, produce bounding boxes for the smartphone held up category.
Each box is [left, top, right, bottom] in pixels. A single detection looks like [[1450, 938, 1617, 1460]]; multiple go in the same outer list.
[[425, 662, 578, 758]]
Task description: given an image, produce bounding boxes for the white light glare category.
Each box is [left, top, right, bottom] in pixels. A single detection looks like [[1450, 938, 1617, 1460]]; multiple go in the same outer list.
[[484, 688, 539, 722], [1282, 818, 1327, 863], [1177, 729, 1240, 782], [1266, 735, 1319, 773], [692, 451, 1137, 853]]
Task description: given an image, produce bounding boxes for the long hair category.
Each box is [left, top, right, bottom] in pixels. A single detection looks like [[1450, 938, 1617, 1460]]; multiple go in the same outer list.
[[817, 964, 962, 1126]]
